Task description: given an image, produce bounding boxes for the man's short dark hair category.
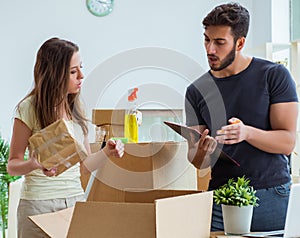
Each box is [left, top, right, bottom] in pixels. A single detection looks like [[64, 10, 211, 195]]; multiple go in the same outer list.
[[202, 2, 250, 41]]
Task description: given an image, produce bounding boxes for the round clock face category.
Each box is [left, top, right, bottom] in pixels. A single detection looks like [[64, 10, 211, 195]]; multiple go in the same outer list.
[[86, 0, 114, 17]]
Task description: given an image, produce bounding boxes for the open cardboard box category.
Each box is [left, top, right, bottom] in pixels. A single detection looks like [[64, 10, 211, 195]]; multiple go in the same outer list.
[[85, 141, 198, 202], [29, 189, 213, 238], [82, 142, 210, 193], [91, 109, 210, 190], [29, 140, 212, 238]]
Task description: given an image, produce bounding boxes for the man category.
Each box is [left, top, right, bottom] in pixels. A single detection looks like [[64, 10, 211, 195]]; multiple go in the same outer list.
[[185, 2, 298, 231]]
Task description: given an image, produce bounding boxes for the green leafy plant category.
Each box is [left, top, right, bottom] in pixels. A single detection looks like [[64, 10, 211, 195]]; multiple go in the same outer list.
[[213, 176, 259, 207], [0, 135, 22, 238]]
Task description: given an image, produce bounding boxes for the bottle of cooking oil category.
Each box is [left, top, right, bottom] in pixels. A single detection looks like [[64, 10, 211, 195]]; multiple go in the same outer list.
[[124, 88, 138, 143]]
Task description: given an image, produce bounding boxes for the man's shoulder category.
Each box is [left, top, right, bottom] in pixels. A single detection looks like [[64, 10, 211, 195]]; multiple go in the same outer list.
[[188, 71, 211, 88], [252, 57, 280, 68]]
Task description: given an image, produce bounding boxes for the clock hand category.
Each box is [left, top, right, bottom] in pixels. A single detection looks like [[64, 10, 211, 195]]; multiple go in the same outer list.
[[96, 0, 109, 4]]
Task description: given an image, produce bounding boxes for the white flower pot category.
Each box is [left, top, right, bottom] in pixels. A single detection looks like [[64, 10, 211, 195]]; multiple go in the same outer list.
[[221, 204, 253, 235]]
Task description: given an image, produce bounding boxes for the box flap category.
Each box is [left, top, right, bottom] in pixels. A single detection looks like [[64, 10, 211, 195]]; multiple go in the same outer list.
[[155, 191, 213, 238], [86, 141, 196, 202], [87, 178, 130, 202], [29, 191, 212, 238], [124, 189, 200, 203], [67, 201, 156, 238], [28, 207, 74, 238]]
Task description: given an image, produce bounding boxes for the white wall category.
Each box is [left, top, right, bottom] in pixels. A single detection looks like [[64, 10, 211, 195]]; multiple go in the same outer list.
[[0, 0, 275, 141], [272, 0, 290, 43]]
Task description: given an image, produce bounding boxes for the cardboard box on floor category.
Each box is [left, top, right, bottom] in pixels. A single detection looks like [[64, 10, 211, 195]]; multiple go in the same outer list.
[[30, 189, 213, 238]]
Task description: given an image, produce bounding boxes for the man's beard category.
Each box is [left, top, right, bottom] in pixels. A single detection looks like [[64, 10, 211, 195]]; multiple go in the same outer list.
[[209, 45, 236, 71]]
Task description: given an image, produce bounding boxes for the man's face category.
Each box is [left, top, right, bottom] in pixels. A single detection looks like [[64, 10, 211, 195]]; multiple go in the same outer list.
[[204, 25, 236, 71]]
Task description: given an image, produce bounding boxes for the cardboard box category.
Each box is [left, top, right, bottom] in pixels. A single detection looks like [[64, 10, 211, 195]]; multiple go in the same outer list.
[[85, 141, 197, 202], [81, 141, 198, 196], [197, 167, 211, 191], [92, 109, 125, 126], [29, 141, 211, 238], [29, 189, 213, 238], [29, 119, 88, 175], [92, 109, 126, 139], [92, 109, 210, 191], [95, 124, 125, 140]]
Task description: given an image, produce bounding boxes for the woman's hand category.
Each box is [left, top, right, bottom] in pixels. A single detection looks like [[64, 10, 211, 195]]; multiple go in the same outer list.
[[82, 139, 125, 173], [188, 129, 217, 169], [216, 117, 248, 144], [102, 139, 124, 158], [42, 168, 57, 177], [30, 152, 57, 177]]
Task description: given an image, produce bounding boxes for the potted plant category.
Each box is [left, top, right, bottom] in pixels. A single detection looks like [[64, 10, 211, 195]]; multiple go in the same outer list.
[[0, 135, 22, 238], [213, 176, 259, 235]]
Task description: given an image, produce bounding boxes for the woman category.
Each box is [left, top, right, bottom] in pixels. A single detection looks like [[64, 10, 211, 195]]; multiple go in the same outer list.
[[7, 37, 124, 237]]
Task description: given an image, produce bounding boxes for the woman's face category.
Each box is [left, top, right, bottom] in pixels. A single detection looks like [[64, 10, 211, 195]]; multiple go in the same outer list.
[[68, 51, 84, 94]]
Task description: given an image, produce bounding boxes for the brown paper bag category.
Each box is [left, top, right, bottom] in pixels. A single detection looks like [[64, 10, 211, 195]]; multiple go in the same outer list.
[[29, 119, 88, 175]]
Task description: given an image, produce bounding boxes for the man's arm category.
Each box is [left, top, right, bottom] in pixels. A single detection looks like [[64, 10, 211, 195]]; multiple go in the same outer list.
[[216, 102, 298, 155]]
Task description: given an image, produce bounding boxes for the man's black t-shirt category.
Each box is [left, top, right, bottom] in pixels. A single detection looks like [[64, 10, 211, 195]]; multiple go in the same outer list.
[[185, 57, 298, 190]]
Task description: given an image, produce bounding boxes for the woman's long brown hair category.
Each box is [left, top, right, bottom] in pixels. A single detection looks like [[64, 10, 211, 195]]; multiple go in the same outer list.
[[17, 37, 88, 135]]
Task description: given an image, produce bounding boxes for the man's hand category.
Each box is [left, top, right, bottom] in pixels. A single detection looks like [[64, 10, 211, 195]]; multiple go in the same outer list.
[[216, 117, 248, 144], [188, 129, 217, 169]]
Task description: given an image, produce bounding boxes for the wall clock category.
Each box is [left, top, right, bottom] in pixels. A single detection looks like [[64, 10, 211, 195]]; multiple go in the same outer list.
[[86, 0, 114, 17]]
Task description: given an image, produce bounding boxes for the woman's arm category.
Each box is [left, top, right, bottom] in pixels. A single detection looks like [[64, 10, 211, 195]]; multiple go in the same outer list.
[[7, 119, 44, 176], [82, 138, 124, 173], [8, 118, 124, 176]]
